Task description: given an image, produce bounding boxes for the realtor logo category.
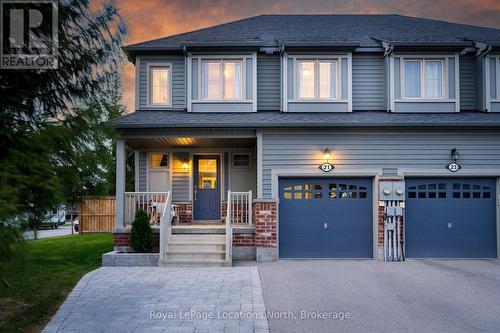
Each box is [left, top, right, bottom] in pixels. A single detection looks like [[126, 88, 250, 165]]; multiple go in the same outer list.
[[1, 0, 58, 69]]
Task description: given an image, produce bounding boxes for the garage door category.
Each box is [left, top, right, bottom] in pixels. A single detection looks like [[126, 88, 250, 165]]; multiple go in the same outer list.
[[279, 178, 373, 258], [406, 178, 497, 258]]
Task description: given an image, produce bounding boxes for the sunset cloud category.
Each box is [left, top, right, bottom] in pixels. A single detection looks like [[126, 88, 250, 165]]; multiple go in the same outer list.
[[97, 0, 500, 112]]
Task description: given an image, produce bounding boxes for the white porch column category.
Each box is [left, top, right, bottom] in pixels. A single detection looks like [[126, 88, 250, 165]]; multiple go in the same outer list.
[[115, 139, 126, 227]]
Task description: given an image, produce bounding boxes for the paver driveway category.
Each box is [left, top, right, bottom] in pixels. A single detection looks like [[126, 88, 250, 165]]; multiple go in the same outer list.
[[246, 260, 500, 333], [43, 267, 268, 333]]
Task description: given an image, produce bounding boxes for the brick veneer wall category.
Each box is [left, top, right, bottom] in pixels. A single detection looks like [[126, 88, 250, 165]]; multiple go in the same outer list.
[[175, 202, 192, 224], [113, 230, 159, 252], [233, 233, 255, 247], [253, 200, 277, 248]]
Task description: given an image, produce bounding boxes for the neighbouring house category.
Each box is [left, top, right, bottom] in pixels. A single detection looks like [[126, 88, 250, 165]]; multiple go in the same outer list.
[[109, 14, 500, 266]]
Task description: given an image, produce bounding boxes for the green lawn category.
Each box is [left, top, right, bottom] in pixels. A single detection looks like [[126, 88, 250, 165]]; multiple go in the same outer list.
[[0, 234, 113, 333]]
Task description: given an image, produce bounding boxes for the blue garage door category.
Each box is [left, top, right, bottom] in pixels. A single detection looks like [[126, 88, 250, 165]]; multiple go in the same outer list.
[[406, 178, 497, 258], [279, 178, 373, 258]]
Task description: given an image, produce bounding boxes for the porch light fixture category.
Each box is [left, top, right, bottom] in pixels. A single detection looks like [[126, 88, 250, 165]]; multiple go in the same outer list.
[[319, 148, 334, 173], [181, 159, 189, 170], [446, 147, 461, 172], [323, 148, 331, 163]]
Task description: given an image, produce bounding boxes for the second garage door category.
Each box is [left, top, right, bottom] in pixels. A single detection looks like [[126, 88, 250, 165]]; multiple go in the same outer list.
[[406, 178, 497, 258], [279, 178, 373, 259]]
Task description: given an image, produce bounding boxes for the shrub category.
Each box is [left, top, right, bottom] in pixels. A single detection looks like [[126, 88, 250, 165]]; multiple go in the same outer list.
[[130, 209, 152, 252]]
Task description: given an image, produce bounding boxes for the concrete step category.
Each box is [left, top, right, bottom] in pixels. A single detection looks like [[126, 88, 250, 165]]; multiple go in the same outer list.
[[169, 234, 226, 243], [168, 242, 226, 252], [165, 250, 225, 260], [158, 258, 231, 267]]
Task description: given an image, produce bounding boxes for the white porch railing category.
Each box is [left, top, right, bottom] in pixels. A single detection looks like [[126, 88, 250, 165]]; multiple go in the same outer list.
[[227, 191, 253, 225], [159, 192, 172, 262], [226, 191, 233, 261], [124, 192, 170, 225]]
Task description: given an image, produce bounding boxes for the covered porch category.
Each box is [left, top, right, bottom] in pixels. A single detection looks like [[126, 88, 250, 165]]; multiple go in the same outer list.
[[113, 129, 266, 264]]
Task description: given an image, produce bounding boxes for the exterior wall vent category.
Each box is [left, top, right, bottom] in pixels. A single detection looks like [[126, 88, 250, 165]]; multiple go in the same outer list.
[[382, 167, 398, 176]]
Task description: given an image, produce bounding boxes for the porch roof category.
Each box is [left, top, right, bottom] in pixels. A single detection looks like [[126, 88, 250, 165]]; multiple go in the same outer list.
[[109, 110, 500, 129], [125, 137, 256, 149]]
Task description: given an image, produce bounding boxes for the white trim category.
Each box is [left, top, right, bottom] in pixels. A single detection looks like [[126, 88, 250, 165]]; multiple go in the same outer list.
[[485, 55, 491, 111], [256, 131, 263, 198], [394, 99, 456, 103], [497, 57, 500, 102], [134, 57, 140, 111], [347, 52, 353, 112], [252, 52, 257, 112], [282, 53, 288, 112], [187, 54, 192, 112], [134, 151, 139, 192], [455, 53, 460, 112], [145, 62, 173, 108], [389, 54, 395, 112]]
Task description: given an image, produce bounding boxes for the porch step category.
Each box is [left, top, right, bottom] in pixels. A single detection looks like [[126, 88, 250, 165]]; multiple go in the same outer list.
[[168, 242, 226, 252], [162, 234, 230, 267], [158, 258, 231, 267], [169, 234, 226, 243], [165, 250, 225, 260]]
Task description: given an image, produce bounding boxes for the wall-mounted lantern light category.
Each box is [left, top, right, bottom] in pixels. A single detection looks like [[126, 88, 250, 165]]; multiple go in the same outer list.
[[319, 148, 334, 172], [446, 147, 461, 172], [181, 159, 189, 170]]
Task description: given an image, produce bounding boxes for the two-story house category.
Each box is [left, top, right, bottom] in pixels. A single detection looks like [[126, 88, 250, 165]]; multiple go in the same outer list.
[[109, 14, 500, 266]]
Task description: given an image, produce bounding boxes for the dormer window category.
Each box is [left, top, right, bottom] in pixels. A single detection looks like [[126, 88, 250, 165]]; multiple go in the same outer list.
[[297, 59, 338, 100], [202, 60, 243, 100], [403, 59, 445, 99]]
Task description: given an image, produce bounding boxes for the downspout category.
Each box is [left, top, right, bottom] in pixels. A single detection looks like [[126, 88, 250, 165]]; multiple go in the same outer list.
[[474, 42, 492, 58], [279, 45, 285, 113], [183, 46, 188, 111], [382, 41, 394, 57]]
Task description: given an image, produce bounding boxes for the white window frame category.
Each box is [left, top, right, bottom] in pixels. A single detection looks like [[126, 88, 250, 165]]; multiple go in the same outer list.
[[146, 63, 172, 108], [232, 152, 251, 169], [488, 56, 500, 102], [148, 152, 170, 170], [201, 59, 244, 101], [401, 58, 447, 100], [295, 58, 340, 101]]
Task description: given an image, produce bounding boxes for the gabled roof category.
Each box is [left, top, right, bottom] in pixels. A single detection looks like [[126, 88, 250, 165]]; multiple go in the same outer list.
[[124, 14, 500, 52], [110, 110, 500, 129]]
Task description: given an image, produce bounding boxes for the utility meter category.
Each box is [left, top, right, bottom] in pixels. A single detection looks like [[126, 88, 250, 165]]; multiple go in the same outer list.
[[379, 181, 405, 201]]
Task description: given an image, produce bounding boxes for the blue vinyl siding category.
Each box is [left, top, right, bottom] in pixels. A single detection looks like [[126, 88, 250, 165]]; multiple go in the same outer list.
[[261, 129, 500, 198], [138, 56, 186, 109], [352, 54, 385, 110], [459, 56, 476, 110], [257, 54, 281, 110]]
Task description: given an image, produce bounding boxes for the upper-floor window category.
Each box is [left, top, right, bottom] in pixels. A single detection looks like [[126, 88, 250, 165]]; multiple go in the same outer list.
[[202, 60, 243, 100], [403, 59, 445, 99], [297, 59, 338, 100], [149, 65, 171, 106]]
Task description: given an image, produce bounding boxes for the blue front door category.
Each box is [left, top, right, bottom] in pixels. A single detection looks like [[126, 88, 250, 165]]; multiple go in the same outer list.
[[406, 178, 497, 258], [279, 177, 373, 258], [193, 155, 221, 221]]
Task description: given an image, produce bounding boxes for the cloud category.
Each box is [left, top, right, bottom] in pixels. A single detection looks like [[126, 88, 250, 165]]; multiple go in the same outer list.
[[94, 0, 500, 112]]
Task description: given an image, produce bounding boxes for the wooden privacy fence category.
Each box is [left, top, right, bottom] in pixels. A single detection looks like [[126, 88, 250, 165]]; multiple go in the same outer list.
[[79, 196, 115, 233]]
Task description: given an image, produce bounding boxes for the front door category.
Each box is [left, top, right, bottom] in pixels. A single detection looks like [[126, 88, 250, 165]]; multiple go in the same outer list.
[[193, 155, 221, 220]]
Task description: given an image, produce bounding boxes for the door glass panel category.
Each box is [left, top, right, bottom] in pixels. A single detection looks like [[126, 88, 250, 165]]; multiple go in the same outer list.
[[197, 159, 217, 189]]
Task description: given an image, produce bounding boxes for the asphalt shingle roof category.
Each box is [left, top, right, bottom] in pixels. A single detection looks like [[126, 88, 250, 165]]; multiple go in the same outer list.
[[110, 111, 500, 129], [125, 14, 500, 51]]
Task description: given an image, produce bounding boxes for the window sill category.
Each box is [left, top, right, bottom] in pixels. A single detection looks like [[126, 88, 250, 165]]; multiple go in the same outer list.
[[192, 100, 252, 104], [288, 100, 347, 103], [395, 99, 455, 103]]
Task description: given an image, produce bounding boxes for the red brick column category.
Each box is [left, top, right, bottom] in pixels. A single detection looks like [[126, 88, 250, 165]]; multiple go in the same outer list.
[[253, 199, 277, 261]]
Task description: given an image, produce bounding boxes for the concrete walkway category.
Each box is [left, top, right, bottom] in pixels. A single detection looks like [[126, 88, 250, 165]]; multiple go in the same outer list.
[[244, 260, 500, 333], [24, 225, 74, 240], [43, 267, 269, 333]]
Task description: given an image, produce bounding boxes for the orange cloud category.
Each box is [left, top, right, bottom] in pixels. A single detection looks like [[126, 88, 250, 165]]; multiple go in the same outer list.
[[91, 0, 500, 113]]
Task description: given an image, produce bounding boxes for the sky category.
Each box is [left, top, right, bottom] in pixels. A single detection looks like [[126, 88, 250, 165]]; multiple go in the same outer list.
[[100, 0, 500, 112]]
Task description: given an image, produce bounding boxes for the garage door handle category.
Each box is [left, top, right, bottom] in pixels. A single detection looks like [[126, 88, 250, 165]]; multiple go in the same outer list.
[[324, 222, 328, 229]]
